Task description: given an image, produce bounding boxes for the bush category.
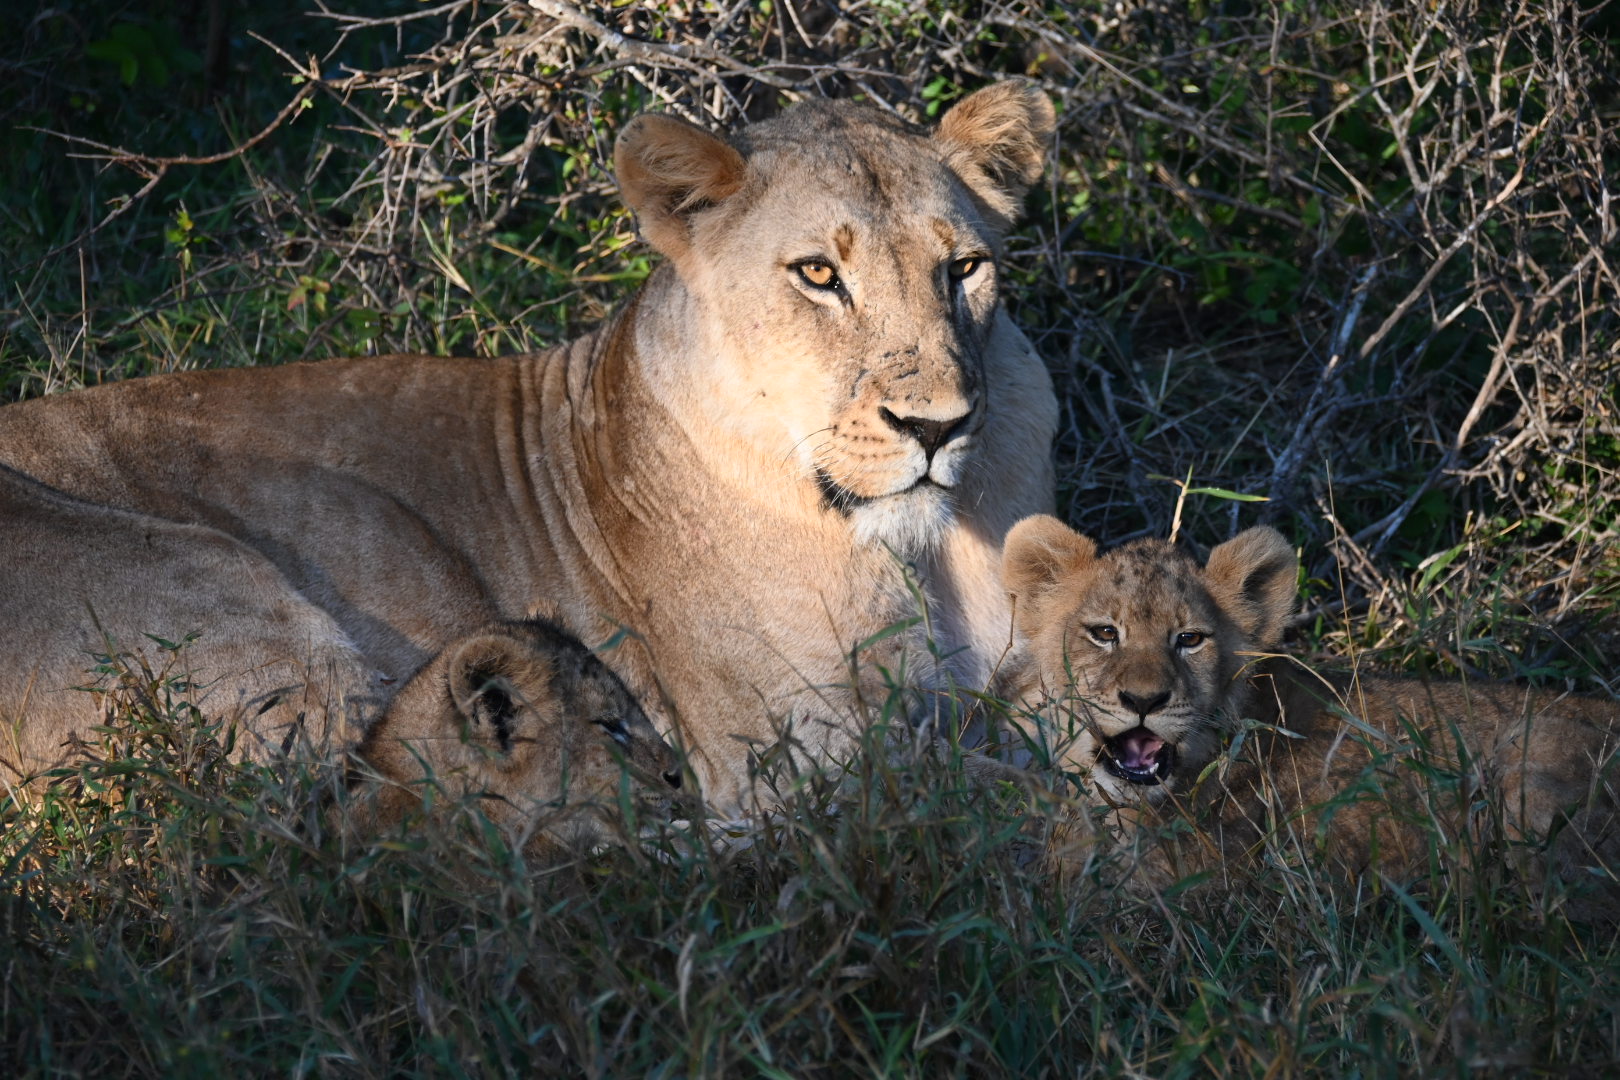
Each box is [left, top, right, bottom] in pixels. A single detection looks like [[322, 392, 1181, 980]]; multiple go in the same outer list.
[[3, 1, 1618, 1073]]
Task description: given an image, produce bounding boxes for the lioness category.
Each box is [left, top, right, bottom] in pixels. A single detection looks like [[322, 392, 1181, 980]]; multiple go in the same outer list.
[[344, 618, 682, 858], [0, 84, 1058, 809], [1003, 515, 1620, 916]]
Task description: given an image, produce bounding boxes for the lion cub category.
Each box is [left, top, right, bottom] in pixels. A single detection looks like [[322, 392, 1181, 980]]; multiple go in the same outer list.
[[344, 618, 683, 858], [1003, 515, 1620, 916]]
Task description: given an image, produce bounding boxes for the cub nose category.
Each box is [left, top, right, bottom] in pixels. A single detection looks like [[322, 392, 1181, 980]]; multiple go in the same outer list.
[[878, 407, 972, 462], [1117, 688, 1170, 720]]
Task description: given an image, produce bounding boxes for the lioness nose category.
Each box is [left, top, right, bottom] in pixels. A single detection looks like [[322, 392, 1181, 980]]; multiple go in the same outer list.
[[1118, 689, 1170, 720], [879, 407, 971, 462]]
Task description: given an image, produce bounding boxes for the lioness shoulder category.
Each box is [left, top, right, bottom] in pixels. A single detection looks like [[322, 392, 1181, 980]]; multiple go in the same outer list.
[[1003, 514, 1620, 917], [343, 618, 682, 859]]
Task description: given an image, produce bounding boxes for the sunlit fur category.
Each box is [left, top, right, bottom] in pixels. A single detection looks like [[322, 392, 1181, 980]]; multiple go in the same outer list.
[[1002, 517, 1294, 803], [618, 84, 1054, 556], [1006, 515, 1620, 917], [0, 84, 1059, 819]]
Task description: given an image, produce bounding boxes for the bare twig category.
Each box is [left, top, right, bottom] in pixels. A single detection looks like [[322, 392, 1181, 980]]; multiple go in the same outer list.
[[526, 0, 803, 91], [1261, 265, 1378, 521]]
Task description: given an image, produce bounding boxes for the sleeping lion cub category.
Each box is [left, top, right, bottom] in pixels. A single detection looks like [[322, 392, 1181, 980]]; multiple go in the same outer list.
[[1002, 515, 1620, 917], [344, 618, 683, 859]]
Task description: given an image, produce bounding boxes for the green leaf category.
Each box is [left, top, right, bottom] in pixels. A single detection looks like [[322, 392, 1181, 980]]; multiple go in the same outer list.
[[853, 616, 922, 654], [1183, 485, 1269, 502], [1415, 541, 1469, 593], [1145, 475, 1269, 502], [1384, 877, 1467, 971]]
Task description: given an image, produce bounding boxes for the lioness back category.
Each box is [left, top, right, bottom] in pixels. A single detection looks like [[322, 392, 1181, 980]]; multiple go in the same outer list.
[[0, 463, 383, 777], [345, 618, 682, 858], [0, 84, 1060, 814], [1004, 515, 1620, 918]]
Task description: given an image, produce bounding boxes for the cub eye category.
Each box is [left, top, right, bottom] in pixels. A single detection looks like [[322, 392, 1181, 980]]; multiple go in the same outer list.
[[1087, 625, 1119, 645], [796, 261, 840, 290], [948, 257, 982, 282], [592, 714, 631, 749], [1176, 631, 1206, 649]]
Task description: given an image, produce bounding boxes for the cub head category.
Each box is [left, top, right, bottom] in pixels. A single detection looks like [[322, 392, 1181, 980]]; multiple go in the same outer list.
[[1002, 516, 1297, 803], [614, 82, 1054, 553], [346, 619, 682, 857]]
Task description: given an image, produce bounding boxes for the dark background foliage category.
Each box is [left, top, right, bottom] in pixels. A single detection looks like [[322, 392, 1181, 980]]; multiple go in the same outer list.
[[2, 2, 1618, 1075]]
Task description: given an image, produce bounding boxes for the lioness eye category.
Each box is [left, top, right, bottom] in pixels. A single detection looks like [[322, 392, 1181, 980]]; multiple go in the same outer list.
[[948, 257, 981, 281], [1176, 631, 1206, 649], [797, 261, 839, 290], [1088, 625, 1119, 645]]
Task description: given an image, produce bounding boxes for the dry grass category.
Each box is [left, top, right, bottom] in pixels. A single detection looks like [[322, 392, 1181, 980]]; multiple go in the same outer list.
[[3, 0, 1619, 1074]]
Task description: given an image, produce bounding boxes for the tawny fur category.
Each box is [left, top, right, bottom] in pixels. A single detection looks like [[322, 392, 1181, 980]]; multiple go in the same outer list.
[[0, 464, 383, 777], [0, 84, 1059, 809], [1004, 515, 1620, 918], [344, 619, 681, 858]]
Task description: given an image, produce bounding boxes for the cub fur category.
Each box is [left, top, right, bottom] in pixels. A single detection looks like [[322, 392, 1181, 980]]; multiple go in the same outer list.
[[344, 618, 681, 858], [0, 83, 1058, 810], [1004, 514, 1620, 916]]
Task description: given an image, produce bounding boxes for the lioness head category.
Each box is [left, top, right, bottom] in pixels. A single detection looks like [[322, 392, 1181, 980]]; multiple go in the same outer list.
[[614, 82, 1054, 553], [346, 618, 682, 856], [1003, 516, 1297, 803]]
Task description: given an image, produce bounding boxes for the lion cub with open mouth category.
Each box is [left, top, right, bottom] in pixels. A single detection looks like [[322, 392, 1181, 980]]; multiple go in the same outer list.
[[343, 618, 683, 860], [1002, 515, 1620, 917]]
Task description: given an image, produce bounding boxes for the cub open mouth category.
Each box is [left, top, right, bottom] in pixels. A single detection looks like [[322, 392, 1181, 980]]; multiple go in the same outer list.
[[1100, 726, 1176, 786]]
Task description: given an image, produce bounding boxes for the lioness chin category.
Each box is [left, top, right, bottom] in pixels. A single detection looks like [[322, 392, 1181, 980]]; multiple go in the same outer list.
[[342, 618, 681, 860], [1002, 515, 1620, 920], [0, 84, 1059, 811]]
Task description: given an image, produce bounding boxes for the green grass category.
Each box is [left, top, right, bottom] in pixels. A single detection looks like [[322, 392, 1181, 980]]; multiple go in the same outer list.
[[5, 673, 1618, 1075], [3, 0, 1619, 1074]]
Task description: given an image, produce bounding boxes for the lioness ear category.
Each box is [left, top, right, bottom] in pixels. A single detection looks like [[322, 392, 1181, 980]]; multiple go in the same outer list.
[[447, 633, 557, 755], [935, 80, 1056, 227], [1203, 527, 1298, 649], [1003, 514, 1098, 638], [614, 113, 747, 260]]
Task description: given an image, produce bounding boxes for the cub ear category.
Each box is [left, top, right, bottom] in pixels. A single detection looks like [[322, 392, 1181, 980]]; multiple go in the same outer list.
[[1203, 527, 1298, 649], [614, 113, 747, 261], [446, 632, 557, 755], [935, 80, 1056, 227], [1002, 514, 1098, 638]]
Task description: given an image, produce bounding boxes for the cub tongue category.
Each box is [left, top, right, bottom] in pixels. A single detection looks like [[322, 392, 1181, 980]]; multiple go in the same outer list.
[[1113, 729, 1165, 771]]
